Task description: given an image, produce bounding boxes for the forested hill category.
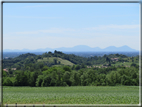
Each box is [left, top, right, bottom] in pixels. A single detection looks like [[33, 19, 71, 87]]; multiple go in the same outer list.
[[3, 50, 139, 69], [3, 50, 139, 87], [3, 51, 86, 69]]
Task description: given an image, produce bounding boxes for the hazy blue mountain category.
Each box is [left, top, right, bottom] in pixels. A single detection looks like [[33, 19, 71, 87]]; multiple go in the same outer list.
[[55, 45, 137, 52], [118, 45, 137, 51], [103, 45, 137, 52], [21, 49, 31, 52], [93, 47, 102, 51], [3, 45, 138, 52]]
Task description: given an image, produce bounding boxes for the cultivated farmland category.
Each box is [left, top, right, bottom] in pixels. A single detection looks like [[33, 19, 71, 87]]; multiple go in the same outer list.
[[3, 86, 139, 104]]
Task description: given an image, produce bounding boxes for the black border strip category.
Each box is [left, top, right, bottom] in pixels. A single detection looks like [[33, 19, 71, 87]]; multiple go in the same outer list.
[[0, 0, 141, 107], [1, 0, 3, 107], [140, 2, 142, 106]]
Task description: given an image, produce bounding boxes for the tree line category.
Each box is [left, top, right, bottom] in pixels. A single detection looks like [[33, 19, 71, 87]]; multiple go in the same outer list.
[[3, 64, 139, 86]]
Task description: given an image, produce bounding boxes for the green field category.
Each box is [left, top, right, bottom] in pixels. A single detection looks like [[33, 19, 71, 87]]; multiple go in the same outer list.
[[3, 86, 139, 104]]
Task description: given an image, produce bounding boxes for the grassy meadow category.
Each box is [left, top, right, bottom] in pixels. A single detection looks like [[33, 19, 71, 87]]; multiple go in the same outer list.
[[37, 57, 74, 66], [3, 86, 139, 104]]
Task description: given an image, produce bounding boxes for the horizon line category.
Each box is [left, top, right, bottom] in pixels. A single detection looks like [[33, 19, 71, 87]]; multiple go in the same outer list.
[[3, 45, 139, 51]]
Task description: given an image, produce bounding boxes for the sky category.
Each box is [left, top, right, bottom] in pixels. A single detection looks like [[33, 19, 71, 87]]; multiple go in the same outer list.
[[3, 3, 140, 50]]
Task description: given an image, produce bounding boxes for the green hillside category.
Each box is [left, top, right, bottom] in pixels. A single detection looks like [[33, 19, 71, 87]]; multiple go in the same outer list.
[[2, 51, 139, 87], [3, 50, 139, 69], [37, 57, 74, 66]]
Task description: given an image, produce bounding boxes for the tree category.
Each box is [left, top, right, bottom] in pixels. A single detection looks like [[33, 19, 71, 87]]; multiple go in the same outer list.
[[3, 77, 13, 86], [58, 61, 61, 64], [75, 65, 80, 70], [3, 70, 7, 77], [29, 71, 40, 86], [54, 59, 57, 64], [14, 71, 28, 86], [16, 65, 21, 70], [106, 57, 110, 64], [36, 75, 44, 87], [42, 66, 49, 71], [63, 66, 71, 72], [38, 62, 44, 69], [81, 63, 86, 68], [54, 50, 57, 53], [70, 71, 80, 86], [80, 73, 88, 86], [41, 75, 52, 87], [131, 63, 137, 67], [63, 71, 71, 86]]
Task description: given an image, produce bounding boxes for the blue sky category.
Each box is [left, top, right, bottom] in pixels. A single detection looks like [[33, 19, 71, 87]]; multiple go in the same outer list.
[[3, 3, 140, 50]]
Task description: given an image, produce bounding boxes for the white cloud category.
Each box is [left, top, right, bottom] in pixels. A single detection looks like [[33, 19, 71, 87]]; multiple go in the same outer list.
[[14, 28, 75, 35], [85, 24, 139, 30], [15, 31, 38, 35], [39, 28, 75, 33], [13, 25, 139, 39], [11, 24, 139, 37], [4, 15, 62, 19]]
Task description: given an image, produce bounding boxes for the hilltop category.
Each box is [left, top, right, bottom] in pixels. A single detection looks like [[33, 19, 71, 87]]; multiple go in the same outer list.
[[3, 50, 139, 70]]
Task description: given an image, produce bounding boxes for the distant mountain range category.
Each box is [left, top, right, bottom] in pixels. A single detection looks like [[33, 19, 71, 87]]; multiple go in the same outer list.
[[3, 45, 138, 52]]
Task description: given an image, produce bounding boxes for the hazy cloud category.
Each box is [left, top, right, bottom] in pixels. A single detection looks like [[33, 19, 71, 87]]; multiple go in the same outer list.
[[13, 24, 139, 38], [39, 28, 75, 33], [4, 15, 62, 19], [15, 28, 75, 35], [85, 24, 139, 30]]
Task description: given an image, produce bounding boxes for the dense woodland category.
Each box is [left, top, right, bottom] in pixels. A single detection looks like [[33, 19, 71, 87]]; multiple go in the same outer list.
[[3, 50, 139, 86]]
